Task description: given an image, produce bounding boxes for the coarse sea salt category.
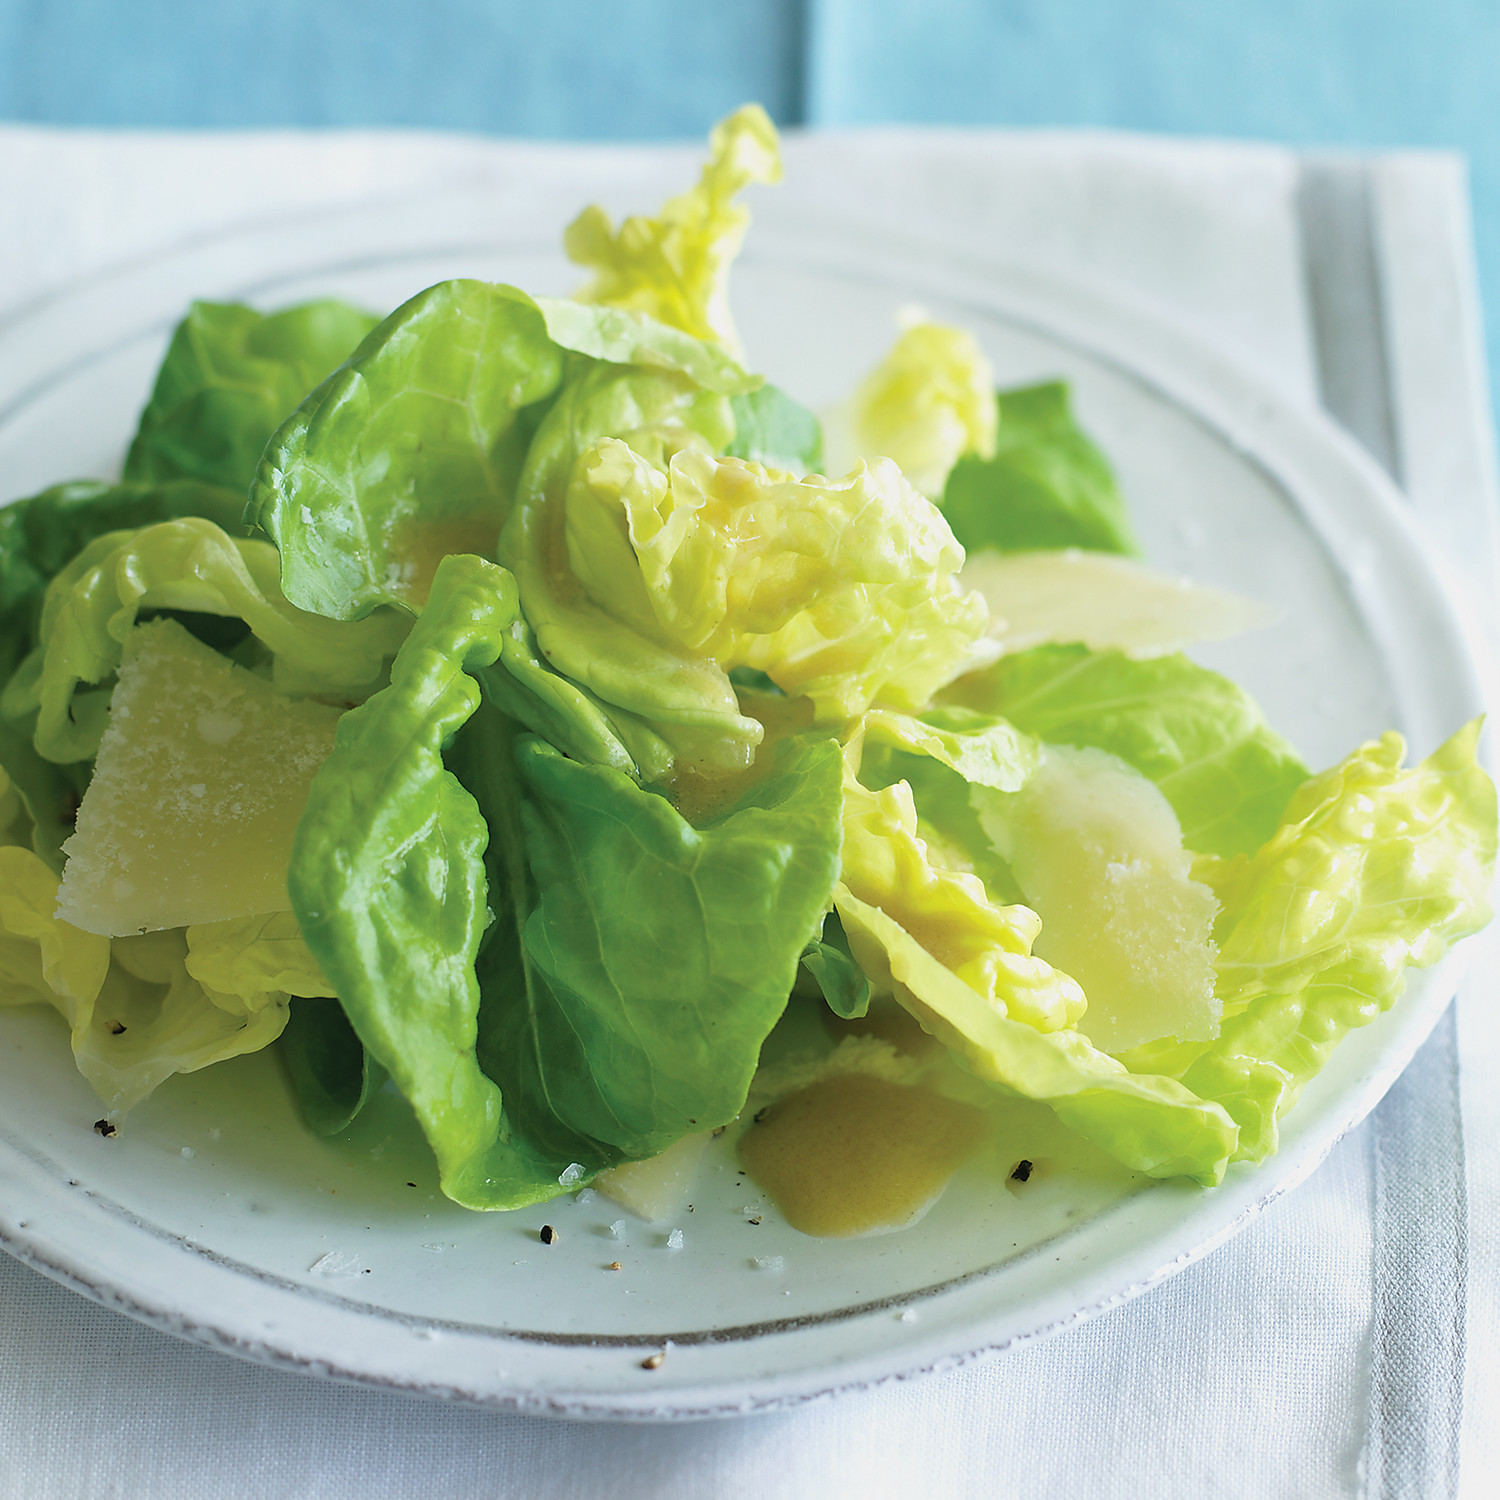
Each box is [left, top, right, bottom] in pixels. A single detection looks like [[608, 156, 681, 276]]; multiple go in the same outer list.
[[666, 1229, 684, 1250], [750, 1255, 785, 1272], [308, 1251, 364, 1278]]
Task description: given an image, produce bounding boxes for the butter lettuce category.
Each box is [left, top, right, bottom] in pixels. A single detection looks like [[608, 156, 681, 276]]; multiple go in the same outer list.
[[0, 478, 253, 864], [498, 360, 758, 773], [853, 321, 998, 497], [801, 912, 872, 1021], [250, 280, 567, 621], [943, 644, 1309, 859], [81, 930, 289, 1111], [0, 845, 287, 1111], [0, 478, 248, 653], [1, 518, 406, 764], [1123, 723, 1496, 1160], [942, 382, 1140, 556], [512, 432, 987, 771], [835, 726, 1240, 1181], [0, 843, 110, 1019], [726, 383, 824, 473], [289, 553, 843, 1207], [564, 102, 780, 355], [6, 101, 1493, 1217], [184, 912, 335, 1005], [279, 997, 384, 1137], [125, 299, 380, 493]]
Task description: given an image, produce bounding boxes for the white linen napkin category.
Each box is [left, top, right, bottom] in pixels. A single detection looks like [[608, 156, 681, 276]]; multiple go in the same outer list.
[[0, 122, 1494, 1500]]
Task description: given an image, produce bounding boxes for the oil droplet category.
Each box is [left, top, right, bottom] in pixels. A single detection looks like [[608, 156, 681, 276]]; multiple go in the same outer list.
[[738, 1073, 985, 1238]]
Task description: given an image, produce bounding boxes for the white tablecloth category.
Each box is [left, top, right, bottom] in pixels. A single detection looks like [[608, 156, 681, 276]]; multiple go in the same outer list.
[[1, 123, 1497, 1500]]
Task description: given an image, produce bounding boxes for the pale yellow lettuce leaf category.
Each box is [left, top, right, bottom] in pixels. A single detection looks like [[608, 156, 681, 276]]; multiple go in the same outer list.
[[564, 103, 781, 355], [852, 320, 998, 497], [577, 438, 987, 723]]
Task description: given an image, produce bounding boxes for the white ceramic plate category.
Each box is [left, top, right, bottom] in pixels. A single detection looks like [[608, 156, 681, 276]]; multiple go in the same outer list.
[[0, 188, 1486, 1419]]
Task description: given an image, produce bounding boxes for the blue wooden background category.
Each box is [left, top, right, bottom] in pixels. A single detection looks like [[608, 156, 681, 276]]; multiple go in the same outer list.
[[2, 0, 1497, 426]]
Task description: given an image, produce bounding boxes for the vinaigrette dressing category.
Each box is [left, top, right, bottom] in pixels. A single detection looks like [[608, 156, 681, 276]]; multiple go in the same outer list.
[[737, 1071, 985, 1238]]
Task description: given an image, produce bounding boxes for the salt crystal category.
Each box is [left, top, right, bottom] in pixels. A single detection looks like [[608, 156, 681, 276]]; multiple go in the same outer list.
[[573, 1188, 597, 1205], [180, 1147, 194, 1160], [609, 1219, 628, 1240], [750, 1255, 784, 1272], [308, 1251, 363, 1278], [558, 1162, 586, 1187], [666, 1228, 684, 1251], [898, 1309, 918, 1323]]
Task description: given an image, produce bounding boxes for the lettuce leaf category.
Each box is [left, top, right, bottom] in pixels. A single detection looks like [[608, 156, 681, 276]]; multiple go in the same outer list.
[[860, 705, 1037, 793], [278, 997, 385, 1137], [525, 435, 986, 760], [0, 479, 257, 867], [125, 299, 380, 494], [531, 296, 758, 396], [1122, 722, 1497, 1160], [0, 844, 286, 1111], [498, 359, 758, 773], [563, 102, 780, 356], [800, 912, 872, 1021], [942, 644, 1309, 859], [853, 321, 997, 497], [856, 705, 1037, 906], [289, 552, 843, 1209], [942, 382, 1140, 556], [249, 280, 567, 621], [0, 478, 249, 647], [834, 738, 1239, 1181], [0, 843, 110, 1019], [726, 383, 824, 473], [184, 912, 335, 1005], [1, 518, 406, 764], [80, 929, 289, 1111]]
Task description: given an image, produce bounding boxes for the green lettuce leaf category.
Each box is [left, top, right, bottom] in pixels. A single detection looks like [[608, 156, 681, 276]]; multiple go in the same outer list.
[[125, 299, 380, 493], [81, 929, 289, 1111], [498, 359, 758, 772], [941, 382, 1140, 556], [532, 297, 758, 396], [0, 843, 110, 1018], [249, 280, 568, 622], [279, 997, 385, 1137], [860, 705, 1037, 793], [0, 479, 255, 866], [726, 383, 824, 472], [1122, 722, 1497, 1161], [1, 478, 248, 648], [289, 552, 843, 1209], [942, 644, 1309, 859], [479, 612, 672, 781], [1, 518, 406, 764], [800, 912, 872, 1021]]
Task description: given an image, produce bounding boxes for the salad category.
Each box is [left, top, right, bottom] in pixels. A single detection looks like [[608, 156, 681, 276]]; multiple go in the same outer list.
[[0, 105, 1494, 1238]]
